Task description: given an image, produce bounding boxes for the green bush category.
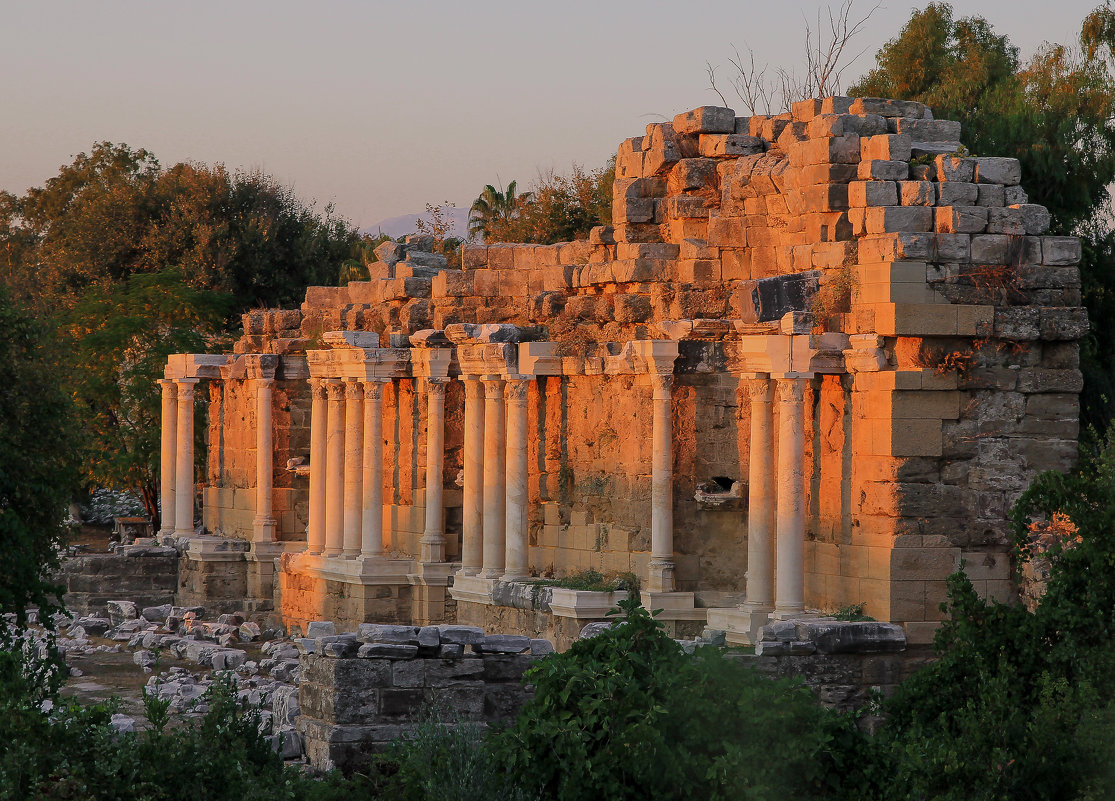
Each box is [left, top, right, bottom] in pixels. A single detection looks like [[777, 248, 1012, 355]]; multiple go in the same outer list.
[[498, 596, 860, 801], [0, 638, 363, 800]]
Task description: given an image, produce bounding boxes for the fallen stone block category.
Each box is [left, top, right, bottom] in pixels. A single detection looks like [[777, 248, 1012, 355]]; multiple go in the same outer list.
[[141, 604, 172, 623], [358, 643, 419, 659], [475, 635, 530, 654], [673, 106, 735, 135], [434, 625, 484, 646], [357, 624, 420, 645], [974, 157, 1022, 185], [305, 621, 335, 638]]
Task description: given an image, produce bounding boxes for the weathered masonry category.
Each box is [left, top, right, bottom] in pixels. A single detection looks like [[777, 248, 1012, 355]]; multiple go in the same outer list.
[[161, 96, 1086, 646]]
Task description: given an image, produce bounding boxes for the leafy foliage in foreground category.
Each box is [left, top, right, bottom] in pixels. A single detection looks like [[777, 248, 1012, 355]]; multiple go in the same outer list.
[[0, 644, 366, 801], [0, 289, 77, 624], [859, 428, 1115, 801], [499, 595, 858, 801]]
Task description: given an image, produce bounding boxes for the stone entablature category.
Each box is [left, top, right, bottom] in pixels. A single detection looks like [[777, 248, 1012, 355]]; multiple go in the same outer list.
[[168, 95, 1085, 645]]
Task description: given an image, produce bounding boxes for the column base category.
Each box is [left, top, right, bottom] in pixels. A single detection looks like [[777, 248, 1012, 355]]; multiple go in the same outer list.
[[771, 607, 817, 622], [641, 591, 707, 622], [449, 574, 496, 604], [419, 535, 446, 564], [646, 560, 676, 594], [252, 516, 277, 543]]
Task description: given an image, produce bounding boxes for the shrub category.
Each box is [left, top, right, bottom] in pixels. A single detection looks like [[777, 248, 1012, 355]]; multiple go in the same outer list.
[[498, 596, 859, 801]]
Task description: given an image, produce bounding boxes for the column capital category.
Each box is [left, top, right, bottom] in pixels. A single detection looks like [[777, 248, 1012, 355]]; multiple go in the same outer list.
[[504, 377, 530, 403], [482, 377, 506, 400], [344, 379, 364, 401], [362, 378, 388, 401], [176, 378, 199, 400], [776, 377, 808, 404], [158, 378, 177, 391], [650, 372, 673, 400], [255, 377, 275, 389], [745, 376, 774, 403], [426, 377, 449, 397], [325, 379, 346, 401]]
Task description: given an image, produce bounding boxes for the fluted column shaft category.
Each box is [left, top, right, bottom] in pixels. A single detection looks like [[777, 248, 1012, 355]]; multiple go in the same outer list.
[[743, 376, 776, 612], [252, 378, 276, 543], [648, 373, 675, 593], [421, 379, 448, 562], [503, 378, 530, 580], [460, 377, 485, 575], [775, 377, 808, 616], [480, 377, 506, 578], [307, 380, 328, 555], [342, 380, 364, 557], [361, 380, 386, 557], [324, 380, 346, 556], [173, 379, 199, 538], [158, 379, 177, 538]]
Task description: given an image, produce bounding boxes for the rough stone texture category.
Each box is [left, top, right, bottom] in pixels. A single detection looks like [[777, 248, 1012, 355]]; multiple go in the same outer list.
[[56, 551, 178, 615], [297, 649, 536, 773], [189, 95, 1085, 644]]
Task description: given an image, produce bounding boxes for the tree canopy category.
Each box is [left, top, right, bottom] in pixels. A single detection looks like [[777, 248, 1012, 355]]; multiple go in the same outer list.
[[0, 142, 362, 522], [469, 161, 614, 245], [0, 288, 77, 622]]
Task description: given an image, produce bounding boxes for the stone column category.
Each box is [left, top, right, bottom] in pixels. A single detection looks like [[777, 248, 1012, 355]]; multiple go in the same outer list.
[[503, 377, 530, 580], [306, 379, 328, 555], [775, 377, 809, 617], [420, 378, 448, 563], [158, 379, 177, 538], [173, 378, 199, 538], [252, 378, 276, 543], [648, 373, 675, 593], [361, 380, 386, 558], [480, 377, 506, 578], [342, 380, 364, 558], [743, 376, 775, 612], [460, 377, 485, 575], [324, 380, 346, 557]]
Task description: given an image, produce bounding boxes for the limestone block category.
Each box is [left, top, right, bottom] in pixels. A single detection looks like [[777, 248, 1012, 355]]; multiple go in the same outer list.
[[899, 181, 935, 206], [801, 163, 861, 185], [475, 634, 530, 654], [663, 195, 710, 220], [1017, 368, 1084, 393], [994, 306, 1041, 339], [849, 97, 931, 118], [1039, 307, 1089, 340], [673, 106, 735, 135], [722, 249, 751, 280], [969, 234, 1014, 265], [706, 215, 747, 247], [933, 155, 975, 183], [986, 207, 1025, 235], [1042, 237, 1082, 265], [976, 184, 1005, 207], [935, 206, 988, 234], [974, 157, 1021, 185], [933, 233, 970, 262], [698, 133, 763, 157], [858, 159, 908, 181], [805, 183, 850, 211], [956, 305, 994, 336], [888, 117, 961, 140], [761, 115, 793, 141], [667, 158, 718, 195], [611, 259, 662, 283], [864, 206, 933, 234], [643, 129, 680, 176], [559, 240, 594, 264], [677, 259, 720, 284], [431, 271, 472, 298], [1011, 204, 1051, 235], [935, 182, 978, 206], [1005, 185, 1029, 205], [613, 223, 663, 244], [790, 135, 861, 166], [861, 134, 912, 162], [614, 197, 655, 224]]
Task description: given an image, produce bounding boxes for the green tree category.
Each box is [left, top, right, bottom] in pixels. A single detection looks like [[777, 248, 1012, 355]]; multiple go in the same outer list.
[[851, 3, 1115, 430], [0, 288, 77, 623], [467, 180, 530, 241], [59, 271, 232, 525], [0, 142, 361, 315]]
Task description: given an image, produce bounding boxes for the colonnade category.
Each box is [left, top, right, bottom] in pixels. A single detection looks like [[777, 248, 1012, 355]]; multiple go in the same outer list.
[[740, 373, 811, 619]]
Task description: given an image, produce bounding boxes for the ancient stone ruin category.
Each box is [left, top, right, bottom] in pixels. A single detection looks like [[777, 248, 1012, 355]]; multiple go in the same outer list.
[[155, 96, 1085, 647]]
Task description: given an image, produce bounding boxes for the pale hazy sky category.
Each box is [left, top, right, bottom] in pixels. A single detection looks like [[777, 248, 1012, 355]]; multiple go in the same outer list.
[[0, 1, 1102, 230]]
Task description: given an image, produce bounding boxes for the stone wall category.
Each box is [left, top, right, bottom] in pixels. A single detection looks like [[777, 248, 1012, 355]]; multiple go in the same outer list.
[[191, 95, 1085, 641], [56, 547, 178, 615], [296, 624, 544, 772]]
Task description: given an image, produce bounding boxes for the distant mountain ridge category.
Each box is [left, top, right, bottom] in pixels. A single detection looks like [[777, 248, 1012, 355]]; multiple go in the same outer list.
[[363, 205, 470, 240]]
